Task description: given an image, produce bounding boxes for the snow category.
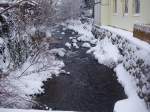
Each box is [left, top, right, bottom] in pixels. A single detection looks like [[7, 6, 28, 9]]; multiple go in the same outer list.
[[114, 64, 148, 112], [101, 26, 150, 51], [46, 30, 52, 37], [69, 37, 76, 40], [88, 36, 149, 112], [62, 28, 67, 31], [72, 42, 79, 49], [49, 48, 66, 57], [66, 19, 97, 44], [65, 42, 72, 49], [65, 20, 150, 112], [9, 18, 148, 111], [82, 42, 91, 48], [77, 35, 92, 42], [72, 39, 77, 43], [61, 32, 65, 35], [0, 38, 4, 44], [0, 108, 74, 112], [90, 25, 150, 112], [65, 19, 149, 111], [3, 19, 147, 111], [87, 38, 122, 68], [0, 50, 65, 108], [11, 55, 64, 95], [27, 26, 36, 36]]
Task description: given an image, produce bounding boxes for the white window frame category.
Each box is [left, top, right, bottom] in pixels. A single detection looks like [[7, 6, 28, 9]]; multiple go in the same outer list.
[[133, 0, 140, 16], [113, 0, 118, 15], [124, 0, 129, 15]]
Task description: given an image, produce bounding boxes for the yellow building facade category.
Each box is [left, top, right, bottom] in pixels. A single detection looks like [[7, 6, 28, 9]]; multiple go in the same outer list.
[[96, 0, 150, 31]]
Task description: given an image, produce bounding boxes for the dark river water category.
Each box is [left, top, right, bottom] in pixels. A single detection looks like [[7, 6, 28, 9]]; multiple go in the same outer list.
[[34, 26, 126, 112]]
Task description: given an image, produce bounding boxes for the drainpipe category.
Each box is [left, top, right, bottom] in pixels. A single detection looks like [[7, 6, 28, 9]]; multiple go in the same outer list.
[[94, 0, 101, 26]]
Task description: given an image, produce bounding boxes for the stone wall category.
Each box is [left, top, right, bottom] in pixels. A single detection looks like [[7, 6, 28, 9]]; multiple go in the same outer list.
[[92, 26, 150, 108]]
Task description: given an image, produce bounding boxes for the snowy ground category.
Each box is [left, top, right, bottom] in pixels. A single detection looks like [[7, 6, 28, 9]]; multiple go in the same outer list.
[[114, 64, 148, 112]]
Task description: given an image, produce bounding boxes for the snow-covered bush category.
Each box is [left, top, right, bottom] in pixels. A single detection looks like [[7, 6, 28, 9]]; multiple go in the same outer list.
[[0, 0, 65, 108], [0, 0, 58, 69], [92, 26, 150, 107], [87, 38, 122, 68], [0, 49, 64, 109], [4, 0, 82, 69], [0, 0, 85, 109]]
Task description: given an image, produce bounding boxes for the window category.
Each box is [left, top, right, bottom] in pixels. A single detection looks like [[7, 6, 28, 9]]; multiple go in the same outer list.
[[134, 0, 140, 14], [113, 0, 117, 14], [124, 0, 129, 14]]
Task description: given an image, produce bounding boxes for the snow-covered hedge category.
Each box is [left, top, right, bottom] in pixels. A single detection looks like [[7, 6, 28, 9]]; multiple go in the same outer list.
[[92, 26, 150, 107]]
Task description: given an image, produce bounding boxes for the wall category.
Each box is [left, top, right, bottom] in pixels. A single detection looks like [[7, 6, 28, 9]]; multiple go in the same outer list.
[[94, 0, 101, 25], [100, 0, 150, 31], [100, 0, 110, 26]]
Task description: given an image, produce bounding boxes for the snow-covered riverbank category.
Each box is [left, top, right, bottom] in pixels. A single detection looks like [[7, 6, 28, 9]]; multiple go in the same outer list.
[[65, 19, 149, 112], [0, 38, 65, 108], [91, 26, 150, 112], [0, 18, 149, 112]]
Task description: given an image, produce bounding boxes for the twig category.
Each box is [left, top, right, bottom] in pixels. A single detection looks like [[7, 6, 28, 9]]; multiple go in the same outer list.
[[16, 63, 35, 79], [16, 45, 48, 79], [0, 0, 37, 15]]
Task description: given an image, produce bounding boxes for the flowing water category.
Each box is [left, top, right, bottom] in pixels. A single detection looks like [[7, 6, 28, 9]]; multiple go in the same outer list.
[[34, 26, 126, 112]]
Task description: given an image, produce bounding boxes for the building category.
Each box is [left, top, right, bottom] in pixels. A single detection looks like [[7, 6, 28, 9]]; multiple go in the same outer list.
[[94, 0, 101, 25], [94, 0, 150, 31]]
